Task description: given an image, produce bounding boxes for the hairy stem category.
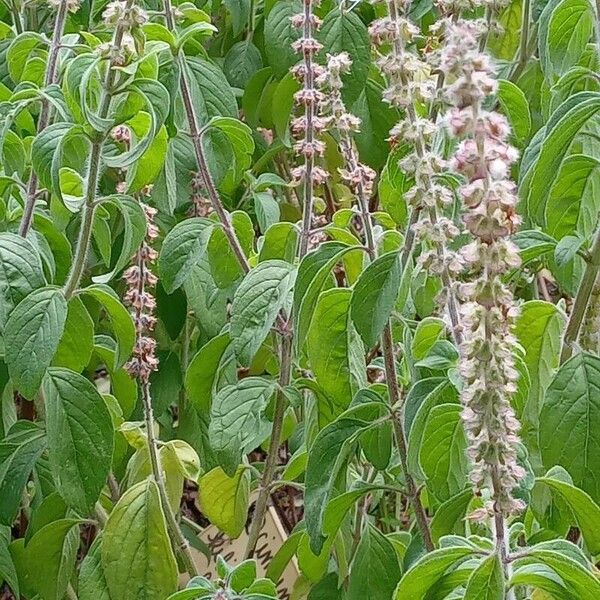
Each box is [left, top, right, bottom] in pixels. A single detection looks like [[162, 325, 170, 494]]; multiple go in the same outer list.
[[561, 227, 600, 362], [384, 325, 435, 550], [491, 468, 515, 600], [19, 0, 70, 237], [163, 0, 298, 558], [141, 380, 199, 577], [62, 2, 134, 297], [338, 130, 434, 549], [10, 1, 23, 33], [164, 0, 250, 274], [244, 333, 293, 558], [62, 163, 98, 299]]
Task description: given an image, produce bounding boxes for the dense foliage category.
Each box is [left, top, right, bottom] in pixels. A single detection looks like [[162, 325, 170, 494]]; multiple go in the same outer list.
[[0, 0, 600, 597]]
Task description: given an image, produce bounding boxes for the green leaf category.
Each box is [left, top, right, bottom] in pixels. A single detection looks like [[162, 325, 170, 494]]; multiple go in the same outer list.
[[419, 404, 469, 502], [322, 485, 381, 538], [464, 553, 504, 600], [79, 537, 110, 600], [104, 80, 170, 168], [26, 519, 81, 600], [185, 57, 238, 124], [92, 196, 147, 284], [0, 533, 18, 597], [253, 192, 280, 233], [317, 8, 370, 103], [488, 0, 523, 60], [554, 234, 585, 266], [223, 40, 262, 88], [176, 21, 217, 50], [542, 0, 593, 79], [209, 116, 255, 186], [223, 0, 250, 36], [348, 525, 402, 600], [264, 1, 301, 78], [209, 377, 277, 474], [515, 301, 565, 432], [379, 147, 410, 227], [5, 287, 67, 399], [42, 368, 114, 514], [231, 260, 296, 366], [540, 353, 600, 501], [307, 288, 365, 425], [497, 79, 531, 145], [53, 296, 94, 372], [30, 122, 75, 194], [351, 251, 401, 348], [272, 72, 300, 143], [411, 317, 446, 361], [523, 92, 600, 224], [207, 210, 254, 288], [523, 549, 600, 599], [197, 466, 250, 538], [0, 421, 46, 525], [102, 479, 178, 600], [7, 32, 43, 83], [0, 232, 45, 329], [79, 284, 136, 370], [258, 222, 299, 263], [58, 167, 85, 212], [126, 122, 168, 193], [536, 477, 600, 554], [304, 416, 368, 553], [352, 80, 399, 169], [185, 332, 233, 413], [406, 379, 460, 479], [158, 217, 213, 294], [394, 546, 474, 599], [430, 490, 474, 544], [294, 241, 360, 350], [545, 154, 600, 240]]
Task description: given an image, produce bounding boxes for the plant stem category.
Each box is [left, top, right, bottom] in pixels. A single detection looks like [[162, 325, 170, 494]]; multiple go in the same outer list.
[[560, 226, 600, 362], [163, 0, 298, 559], [518, 0, 531, 67], [383, 324, 435, 551], [340, 131, 433, 548], [62, 161, 98, 299], [62, 1, 135, 297], [163, 0, 250, 274], [245, 0, 321, 556], [141, 380, 199, 577], [244, 333, 293, 558], [491, 468, 515, 600], [10, 0, 23, 33], [19, 0, 70, 238], [329, 52, 435, 549]]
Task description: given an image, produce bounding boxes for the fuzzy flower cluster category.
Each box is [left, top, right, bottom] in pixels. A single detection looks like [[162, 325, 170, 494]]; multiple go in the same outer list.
[[290, 0, 327, 187], [123, 201, 159, 383], [97, 1, 148, 63], [370, 1, 463, 283], [442, 19, 525, 517], [102, 0, 148, 27], [319, 53, 377, 200], [289, 0, 329, 251], [47, 0, 80, 13]]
